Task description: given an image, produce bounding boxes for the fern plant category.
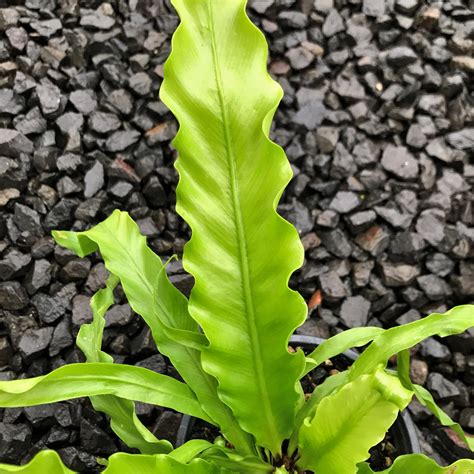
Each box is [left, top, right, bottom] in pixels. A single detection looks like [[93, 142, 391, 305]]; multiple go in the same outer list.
[[0, 1, 473, 473]]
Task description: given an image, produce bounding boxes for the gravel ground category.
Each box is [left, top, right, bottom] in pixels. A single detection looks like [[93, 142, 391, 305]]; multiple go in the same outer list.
[[0, 0, 473, 471]]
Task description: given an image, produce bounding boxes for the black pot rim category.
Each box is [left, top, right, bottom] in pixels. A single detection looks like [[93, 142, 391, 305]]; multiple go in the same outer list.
[[177, 334, 421, 456]]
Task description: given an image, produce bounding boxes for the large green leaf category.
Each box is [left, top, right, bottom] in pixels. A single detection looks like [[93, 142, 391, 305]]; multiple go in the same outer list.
[[77, 274, 171, 454], [103, 453, 228, 474], [160, 0, 306, 453], [397, 349, 474, 451], [297, 370, 413, 474], [357, 454, 474, 474], [303, 327, 384, 376], [53, 211, 254, 454], [0, 362, 210, 422], [0, 451, 75, 473], [350, 305, 474, 380]]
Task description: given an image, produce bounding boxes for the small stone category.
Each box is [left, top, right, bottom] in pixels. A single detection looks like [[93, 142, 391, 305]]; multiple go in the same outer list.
[[153, 411, 181, 444], [0, 249, 31, 280], [6, 27, 28, 51], [355, 226, 390, 256], [419, 337, 451, 362], [315, 126, 339, 153], [381, 145, 419, 180], [0, 337, 12, 366], [14, 107, 47, 136], [107, 89, 134, 116], [452, 56, 474, 74], [18, 327, 54, 363], [426, 372, 460, 402], [84, 161, 104, 198], [278, 11, 308, 29], [317, 210, 339, 228], [390, 231, 426, 263], [145, 122, 177, 145], [332, 75, 365, 102], [0, 9, 19, 30], [0, 281, 28, 310], [381, 262, 420, 287], [362, 0, 385, 17], [0, 129, 33, 157], [128, 72, 152, 96], [286, 200, 313, 235], [460, 409, 474, 430], [60, 258, 91, 282], [56, 112, 84, 137], [106, 129, 141, 152], [347, 210, 376, 234], [386, 47, 418, 67], [32, 284, 76, 324], [294, 98, 327, 129], [0, 188, 20, 207], [80, 418, 116, 455], [314, 0, 333, 13], [415, 210, 445, 246], [406, 124, 427, 149], [417, 94, 446, 117], [318, 271, 346, 302], [49, 318, 73, 356], [143, 176, 167, 207], [322, 9, 345, 37], [37, 80, 62, 116], [340, 296, 371, 328], [23, 404, 57, 428], [69, 89, 97, 115], [31, 19, 62, 37], [44, 199, 77, 231], [426, 253, 454, 277], [136, 354, 167, 374], [396, 309, 421, 325], [417, 275, 452, 300], [319, 228, 352, 258], [80, 12, 115, 30], [24, 259, 52, 295], [286, 46, 314, 70], [13, 203, 41, 235], [72, 295, 93, 327], [410, 359, 428, 385], [330, 191, 360, 214], [105, 304, 134, 327], [395, 0, 419, 14], [446, 128, 474, 151], [0, 422, 32, 463], [88, 112, 121, 134]]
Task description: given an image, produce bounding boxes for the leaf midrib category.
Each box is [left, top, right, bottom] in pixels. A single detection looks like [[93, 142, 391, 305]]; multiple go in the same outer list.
[[207, 0, 277, 443]]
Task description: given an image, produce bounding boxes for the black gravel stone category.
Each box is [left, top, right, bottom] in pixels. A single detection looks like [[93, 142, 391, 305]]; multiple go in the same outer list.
[[69, 90, 97, 116], [18, 327, 54, 363], [79, 418, 116, 455], [318, 271, 346, 302], [0, 423, 32, 463], [426, 372, 461, 402], [0, 249, 31, 281], [88, 112, 121, 134], [381, 262, 420, 287], [340, 295, 371, 328], [0, 281, 28, 310], [381, 145, 419, 180], [37, 80, 62, 117], [106, 130, 141, 152], [0, 129, 33, 157]]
